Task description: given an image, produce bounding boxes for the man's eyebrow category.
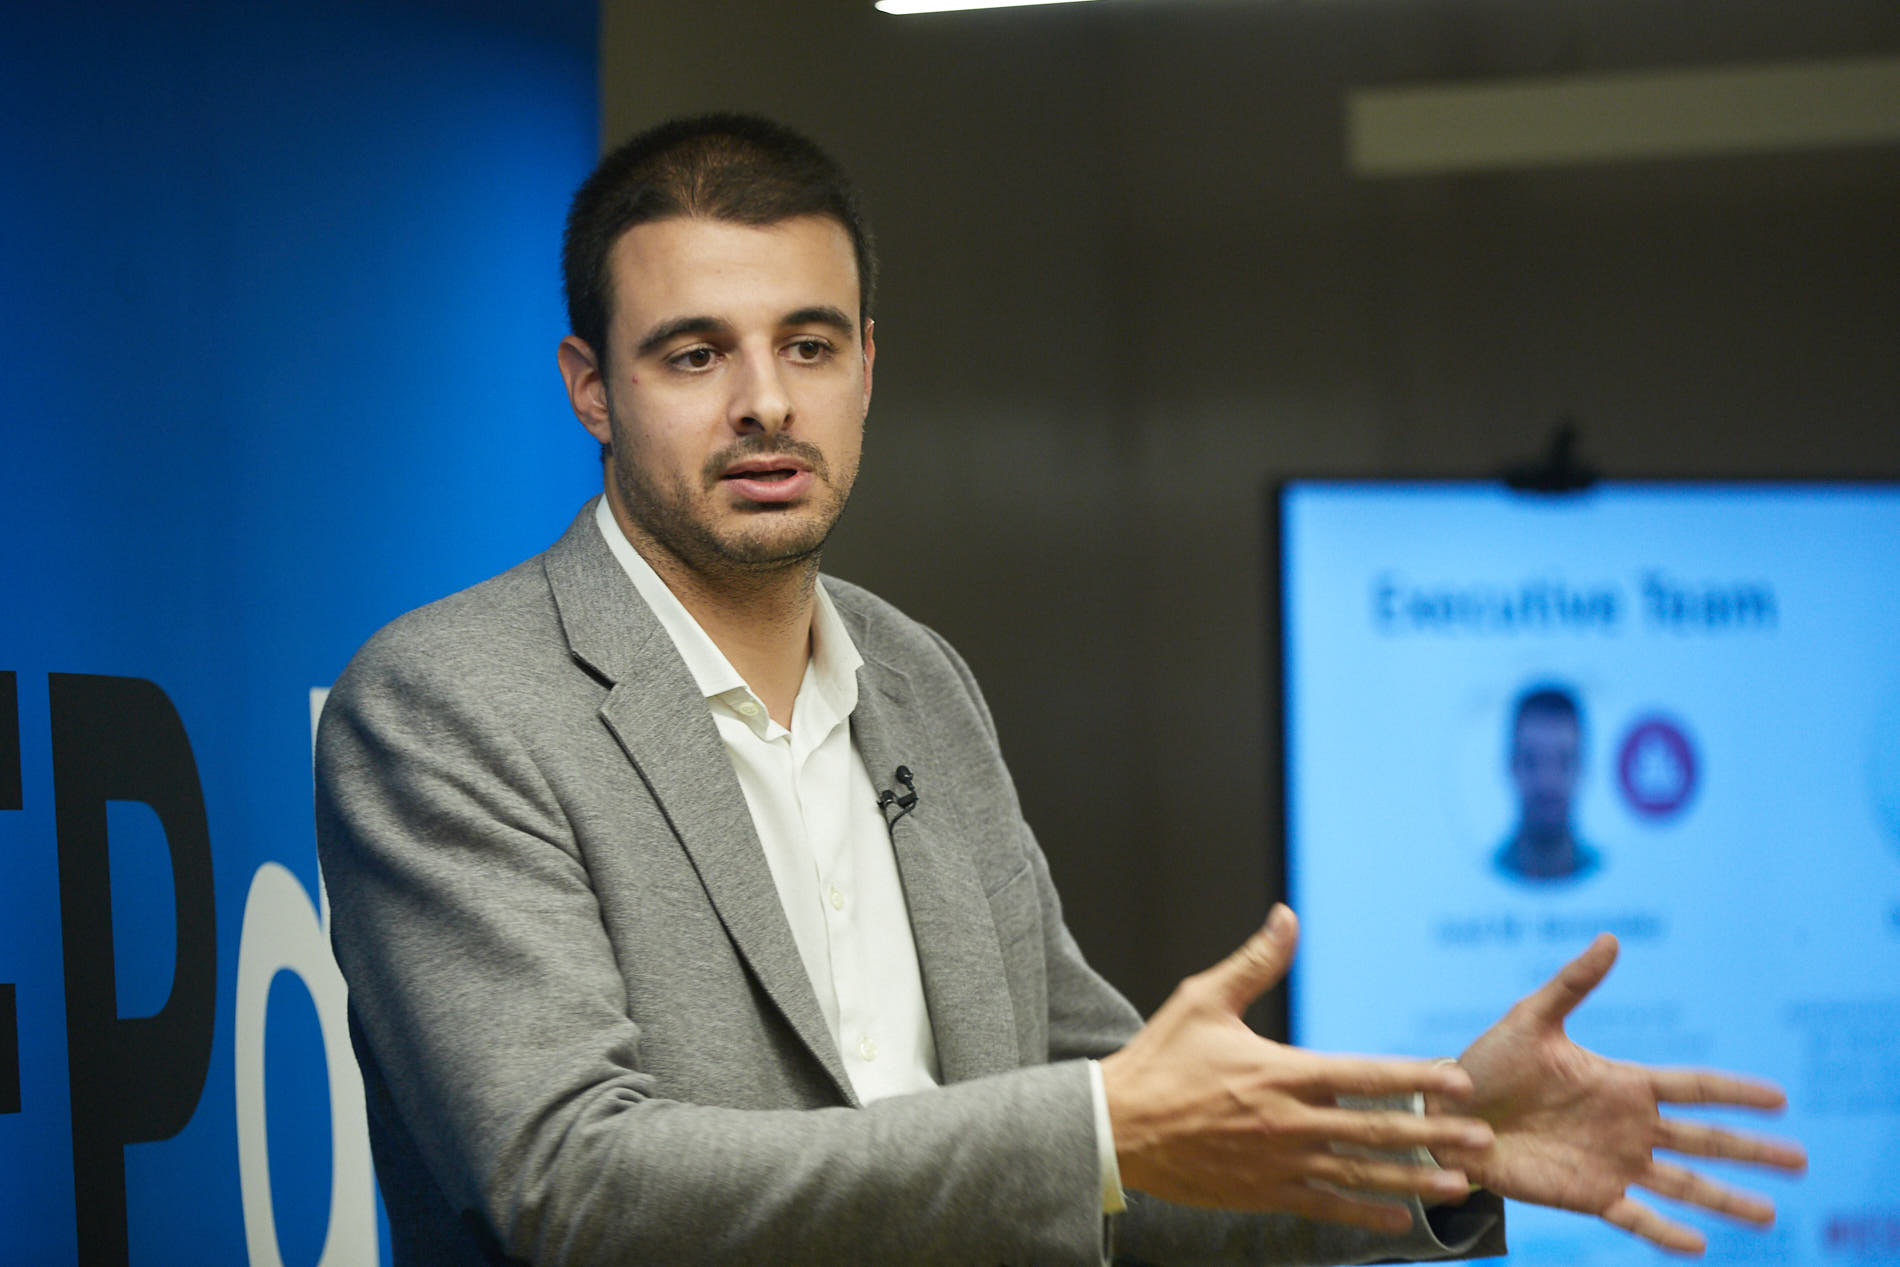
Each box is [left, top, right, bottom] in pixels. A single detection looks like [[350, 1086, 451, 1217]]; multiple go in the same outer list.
[[633, 316, 729, 358], [782, 305, 856, 334]]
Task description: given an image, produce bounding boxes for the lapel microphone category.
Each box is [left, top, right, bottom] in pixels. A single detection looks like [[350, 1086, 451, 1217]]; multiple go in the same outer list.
[[877, 764, 919, 825]]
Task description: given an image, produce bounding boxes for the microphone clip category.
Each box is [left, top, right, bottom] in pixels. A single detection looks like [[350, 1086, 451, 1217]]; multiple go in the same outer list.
[[877, 765, 919, 825]]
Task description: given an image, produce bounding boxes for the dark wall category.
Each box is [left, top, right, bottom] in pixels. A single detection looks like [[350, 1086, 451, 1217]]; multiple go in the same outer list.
[[598, 0, 1900, 1021]]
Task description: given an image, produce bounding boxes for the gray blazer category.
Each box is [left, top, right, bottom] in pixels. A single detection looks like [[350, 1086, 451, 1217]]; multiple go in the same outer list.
[[315, 502, 1503, 1266]]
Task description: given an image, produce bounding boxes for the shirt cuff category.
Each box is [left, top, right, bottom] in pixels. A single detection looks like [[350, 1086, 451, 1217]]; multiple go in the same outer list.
[[1410, 1089, 1437, 1167], [1086, 1059, 1126, 1215]]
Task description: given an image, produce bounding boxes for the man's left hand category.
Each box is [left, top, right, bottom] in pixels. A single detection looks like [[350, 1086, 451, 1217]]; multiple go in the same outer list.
[[1431, 934, 1808, 1255]]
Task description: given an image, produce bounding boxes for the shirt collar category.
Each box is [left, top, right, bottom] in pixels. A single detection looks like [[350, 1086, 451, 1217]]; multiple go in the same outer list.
[[594, 497, 861, 737]]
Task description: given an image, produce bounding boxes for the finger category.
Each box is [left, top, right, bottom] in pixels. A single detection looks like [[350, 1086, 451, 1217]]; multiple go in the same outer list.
[[1655, 1118, 1808, 1172], [1640, 1160, 1776, 1226], [1284, 1103, 1494, 1155], [1601, 1194, 1707, 1255], [1304, 1152, 1475, 1203], [1520, 933, 1618, 1026], [1262, 1182, 1415, 1234], [1202, 904, 1299, 1014], [1280, 1049, 1475, 1102], [1649, 1068, 1788, 1111]]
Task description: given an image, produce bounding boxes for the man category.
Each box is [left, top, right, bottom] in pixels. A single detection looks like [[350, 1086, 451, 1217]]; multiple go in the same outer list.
[[316, 115, 1802, 1265], [1495, 685, 1601, 884]]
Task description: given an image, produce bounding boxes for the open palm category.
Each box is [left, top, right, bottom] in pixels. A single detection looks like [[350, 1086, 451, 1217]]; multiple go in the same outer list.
[[1440, 935, 1807, 1254]]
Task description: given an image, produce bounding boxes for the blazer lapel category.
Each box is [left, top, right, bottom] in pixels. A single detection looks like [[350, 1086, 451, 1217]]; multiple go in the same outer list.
[[846, 612, 1022, 1085], [544, 505, 856, 1104]]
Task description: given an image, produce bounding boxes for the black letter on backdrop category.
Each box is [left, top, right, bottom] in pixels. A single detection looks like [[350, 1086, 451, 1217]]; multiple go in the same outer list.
[[2, 672, 19, 1116], [50, 674, 216, 1266], [0, 984, 17, 1117], [1, 670, 19, 811]]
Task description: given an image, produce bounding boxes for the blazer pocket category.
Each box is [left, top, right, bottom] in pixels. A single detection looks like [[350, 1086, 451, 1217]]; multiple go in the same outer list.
[[985, 862, 1049, 1063], [985, 862, 1043, 952]]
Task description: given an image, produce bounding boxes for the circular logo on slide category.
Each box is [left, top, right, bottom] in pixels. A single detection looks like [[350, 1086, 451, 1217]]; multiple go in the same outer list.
[[1617, 716, 1698, 820]]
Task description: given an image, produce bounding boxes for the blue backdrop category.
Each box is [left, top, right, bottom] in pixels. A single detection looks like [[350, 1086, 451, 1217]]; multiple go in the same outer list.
[[0, 2, 598, 1261]]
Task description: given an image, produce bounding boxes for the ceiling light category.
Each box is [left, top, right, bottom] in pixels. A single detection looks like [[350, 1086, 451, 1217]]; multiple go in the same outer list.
[[1347, 55, 1900, 175], [876, 0, 1105, 14]]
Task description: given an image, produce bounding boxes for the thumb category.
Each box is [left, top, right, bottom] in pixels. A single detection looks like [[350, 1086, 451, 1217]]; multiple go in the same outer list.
[[1202, 903, 1299, 1015], [1522, 932, 1618, 1026]]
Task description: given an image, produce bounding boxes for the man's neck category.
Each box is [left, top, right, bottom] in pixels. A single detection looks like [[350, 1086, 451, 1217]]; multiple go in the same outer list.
[[612, 509, 818, 727], [660, 559, 816, 726]]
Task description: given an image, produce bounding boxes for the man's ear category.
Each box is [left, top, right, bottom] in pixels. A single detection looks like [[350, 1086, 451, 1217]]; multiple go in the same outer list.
[[860, 319, 876, 413], [557, 335, 612, 446]]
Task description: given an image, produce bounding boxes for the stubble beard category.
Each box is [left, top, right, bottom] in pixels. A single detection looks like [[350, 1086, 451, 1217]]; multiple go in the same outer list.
[[607, 431, 852, 589]]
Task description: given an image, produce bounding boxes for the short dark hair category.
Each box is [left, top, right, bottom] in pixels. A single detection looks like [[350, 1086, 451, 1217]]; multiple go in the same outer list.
[[561, 113, 878, 370], [1513, 685, 1582, 731]]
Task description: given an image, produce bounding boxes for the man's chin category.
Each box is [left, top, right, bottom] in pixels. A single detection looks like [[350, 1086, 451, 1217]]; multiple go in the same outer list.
[[720, 501, 843, 553], [706, 523, 834, 572], [622, 493, 843, 579]]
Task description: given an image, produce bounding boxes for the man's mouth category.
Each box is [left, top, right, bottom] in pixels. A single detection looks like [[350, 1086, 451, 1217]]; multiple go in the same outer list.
[[719, 458, 815, 503], [721, 453, 813, 479]]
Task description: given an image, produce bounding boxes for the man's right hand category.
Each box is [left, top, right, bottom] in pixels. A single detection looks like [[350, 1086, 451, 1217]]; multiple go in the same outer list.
[[1099, 904, 1493, 1232]]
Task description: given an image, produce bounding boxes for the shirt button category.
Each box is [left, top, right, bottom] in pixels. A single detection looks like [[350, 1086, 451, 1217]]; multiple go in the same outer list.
[[829, 887, 845, 910], [737, 700, 760, 717], [858, 1035, 878, 1062]]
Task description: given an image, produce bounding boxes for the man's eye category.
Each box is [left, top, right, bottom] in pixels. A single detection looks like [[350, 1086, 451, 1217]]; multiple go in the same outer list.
[[672, 347, 716, 370], [788, 338, 829, 361]]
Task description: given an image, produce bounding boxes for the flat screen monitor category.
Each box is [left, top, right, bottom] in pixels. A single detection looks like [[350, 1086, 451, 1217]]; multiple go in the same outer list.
[[1277, 479, 1900, 1265]]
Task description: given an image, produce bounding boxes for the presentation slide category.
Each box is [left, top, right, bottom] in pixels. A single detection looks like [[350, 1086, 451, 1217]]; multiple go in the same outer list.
[[1280, 481, 1900, 1265]]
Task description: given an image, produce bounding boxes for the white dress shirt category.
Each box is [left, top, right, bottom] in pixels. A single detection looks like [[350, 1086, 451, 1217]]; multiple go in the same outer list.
[[595, 500, 1122, 1209]]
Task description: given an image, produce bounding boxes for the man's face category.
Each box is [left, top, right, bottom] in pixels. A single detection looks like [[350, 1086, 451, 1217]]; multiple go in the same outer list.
[[564, 214, 874, 585], [1510, 711, 1581, 834]]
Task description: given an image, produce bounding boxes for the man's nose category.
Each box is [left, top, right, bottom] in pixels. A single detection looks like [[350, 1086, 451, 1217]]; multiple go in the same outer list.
[[729, 352, 792, 434]]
